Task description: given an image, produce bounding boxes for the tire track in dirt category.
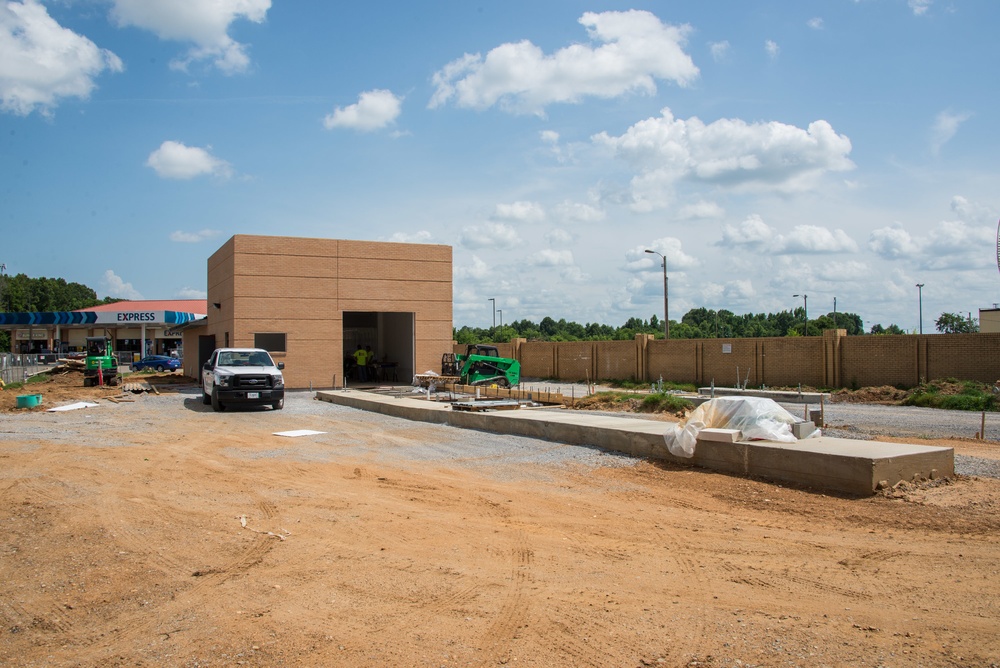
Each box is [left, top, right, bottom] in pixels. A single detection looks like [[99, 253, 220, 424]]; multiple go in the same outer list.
[[0, 598, 74, 636], [71, 493, 283, 662], [0, 476, 91, 644], [478, 524, 533, 664]]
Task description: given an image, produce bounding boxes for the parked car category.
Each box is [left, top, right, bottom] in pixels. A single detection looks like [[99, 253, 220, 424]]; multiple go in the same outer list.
[[131, 355, 182, 372]]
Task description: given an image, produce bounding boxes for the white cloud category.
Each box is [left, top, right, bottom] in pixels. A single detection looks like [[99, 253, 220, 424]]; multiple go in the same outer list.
[[459, 222, 521, 250], [170, 228, 222, 243], [146, 141, 233, 180], [908, 0, 932, 16], [867, 202, 996, 272], [807, 17, 824, 30], [540, 130, 560, 144], [678, 200, 725, 219], [388, 230, 433, 243], [177, 286, 207, 299], [867, 217, 993, 270], [765, 40, 780, 60], [869, 223, 921, 259], [454, 255, 490, 282], [708, 40, 730, 62], [626, 238, 699, 272], [950, 195, 993, 223], [930, 110, 972, 155], [429, 10, 698, 115], [0, 0, 123, 116], [102, 269, 143, 300], [555, 200, 606, 223], [722, 278, 756, 301], [544, 228, 573, 245], [815, 260, 870, 282], [722, 216, 857, 254], [529, 249, 574, 267], [323, 89, 402, 132], [781, 226, 858, 253], [109, 0, 270, 74], [922, 220, 993, 266], [721, 214, 776, 245], [593, 108, 854, 210], [492, 201, 545, 223]]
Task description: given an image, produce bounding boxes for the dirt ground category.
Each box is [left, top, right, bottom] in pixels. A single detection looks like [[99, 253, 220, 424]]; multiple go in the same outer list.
[[2, 372, 1000, 667]]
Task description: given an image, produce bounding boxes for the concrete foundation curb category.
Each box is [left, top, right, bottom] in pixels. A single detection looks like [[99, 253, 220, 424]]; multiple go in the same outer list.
[[316, 390, 954, 496]]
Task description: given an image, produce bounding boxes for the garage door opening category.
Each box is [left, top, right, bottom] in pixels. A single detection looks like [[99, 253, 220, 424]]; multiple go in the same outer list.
[[343, 312, 414, 384]]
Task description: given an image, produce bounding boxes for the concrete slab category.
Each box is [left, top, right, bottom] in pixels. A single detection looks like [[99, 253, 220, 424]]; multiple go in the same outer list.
[[315, 390, 954, 496], [699, 387, 830, 404]]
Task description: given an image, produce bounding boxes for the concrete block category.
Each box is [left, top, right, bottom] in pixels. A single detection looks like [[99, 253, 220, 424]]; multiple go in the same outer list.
[[792, 421, 818, 439], [698, 428, 742, 443]]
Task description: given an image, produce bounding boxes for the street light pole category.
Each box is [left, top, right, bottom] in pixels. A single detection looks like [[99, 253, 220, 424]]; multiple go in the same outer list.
[[793, 294, 808, 334], [644, 249, 669, 339], [488, 298, 496, 340], [916, 284, 925, 334]]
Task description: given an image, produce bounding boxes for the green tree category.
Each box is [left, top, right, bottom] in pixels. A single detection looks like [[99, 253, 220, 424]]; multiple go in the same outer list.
[[935, 312, 979, 334]]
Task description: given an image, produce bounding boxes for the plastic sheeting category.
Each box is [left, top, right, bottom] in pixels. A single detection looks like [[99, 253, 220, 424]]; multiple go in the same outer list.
[[663, 396, 817, 458]]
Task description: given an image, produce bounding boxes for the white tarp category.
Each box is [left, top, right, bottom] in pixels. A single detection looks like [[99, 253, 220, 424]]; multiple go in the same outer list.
[[273, 430, 327, 438], [47, 402, 99, 412], [664, 396, 817, 458]]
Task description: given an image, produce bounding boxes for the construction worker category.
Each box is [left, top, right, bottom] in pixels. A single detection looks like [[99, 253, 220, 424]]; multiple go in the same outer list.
[[352, 345, 367, 382]]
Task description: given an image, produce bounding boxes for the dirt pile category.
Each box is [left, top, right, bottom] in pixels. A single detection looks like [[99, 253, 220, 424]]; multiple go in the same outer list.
[[831, 385, 909, 404]]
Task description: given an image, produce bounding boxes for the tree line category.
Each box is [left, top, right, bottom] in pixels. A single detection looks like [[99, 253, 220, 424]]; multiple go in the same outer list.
[[456, 307, 979, 343], [0, 273, 121, 351]]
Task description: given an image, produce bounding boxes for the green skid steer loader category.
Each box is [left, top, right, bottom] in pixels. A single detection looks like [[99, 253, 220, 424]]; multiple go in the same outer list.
[[442, 344, 520, 388]]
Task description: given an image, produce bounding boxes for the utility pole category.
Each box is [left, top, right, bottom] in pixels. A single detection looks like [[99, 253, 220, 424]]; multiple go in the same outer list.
[[793, 294, 808, 334], [916, 284, 924, 335], [644, 249, 669, 339]]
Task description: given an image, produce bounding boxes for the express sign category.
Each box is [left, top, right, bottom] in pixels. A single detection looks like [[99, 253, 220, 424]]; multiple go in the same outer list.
[[115, 312, 157, 322], [95, 311, 164, 324]]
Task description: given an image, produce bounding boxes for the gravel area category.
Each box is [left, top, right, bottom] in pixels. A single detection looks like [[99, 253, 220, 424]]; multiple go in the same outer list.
[[5, 382, 998, 480]]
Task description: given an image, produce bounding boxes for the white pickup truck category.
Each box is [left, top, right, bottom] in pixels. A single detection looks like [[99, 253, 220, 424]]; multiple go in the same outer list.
[[202, 348, 285, 411]]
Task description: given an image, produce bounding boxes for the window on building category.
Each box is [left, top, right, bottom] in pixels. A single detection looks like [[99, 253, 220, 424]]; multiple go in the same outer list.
[[254, 332, 286, 353]]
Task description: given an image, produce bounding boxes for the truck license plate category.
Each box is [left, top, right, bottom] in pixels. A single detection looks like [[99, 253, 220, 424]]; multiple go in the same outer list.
[[247, 392, 259, 399]]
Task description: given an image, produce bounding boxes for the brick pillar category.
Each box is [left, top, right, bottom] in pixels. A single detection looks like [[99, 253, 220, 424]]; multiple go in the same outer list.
[[636, 334, 651, 381], [823, 329, 846, 388]]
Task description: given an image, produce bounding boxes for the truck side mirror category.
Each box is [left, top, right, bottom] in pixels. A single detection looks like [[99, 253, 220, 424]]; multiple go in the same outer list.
[[277, 362, 285, 370]]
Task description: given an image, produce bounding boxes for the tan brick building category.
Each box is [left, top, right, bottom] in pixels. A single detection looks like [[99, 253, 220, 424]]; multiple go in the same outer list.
[[180, 235, 452, 389]]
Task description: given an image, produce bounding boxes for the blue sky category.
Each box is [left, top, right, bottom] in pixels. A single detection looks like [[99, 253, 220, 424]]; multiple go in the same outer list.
[[1, 0, 997, 332]]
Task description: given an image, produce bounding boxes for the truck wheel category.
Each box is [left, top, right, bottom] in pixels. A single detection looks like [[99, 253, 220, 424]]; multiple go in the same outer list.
[[202, 390, 211, 405], [211, 390, 226, 412], [271, 398, 283, 410]]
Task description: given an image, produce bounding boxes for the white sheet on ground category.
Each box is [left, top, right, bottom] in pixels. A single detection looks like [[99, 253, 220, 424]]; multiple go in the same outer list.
[[664, 396, 815, 459], [273, 430, 327, 437], [47, 402, 99, 412]]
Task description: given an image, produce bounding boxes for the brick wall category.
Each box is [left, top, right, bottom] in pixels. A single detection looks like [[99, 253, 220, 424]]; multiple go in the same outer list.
[[490, 331, 1000, 389]]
